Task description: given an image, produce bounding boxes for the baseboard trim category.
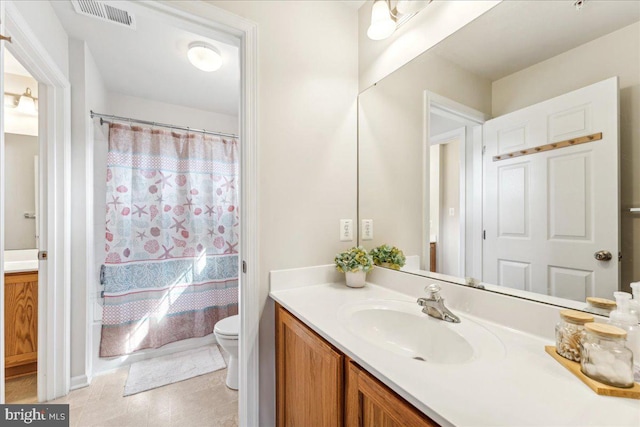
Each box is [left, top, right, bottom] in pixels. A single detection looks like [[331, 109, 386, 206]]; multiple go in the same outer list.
[[70, 375, 90, 390]]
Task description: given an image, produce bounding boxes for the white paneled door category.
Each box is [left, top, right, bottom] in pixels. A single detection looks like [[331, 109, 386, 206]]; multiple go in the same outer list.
[[483, 77, 619, 301]]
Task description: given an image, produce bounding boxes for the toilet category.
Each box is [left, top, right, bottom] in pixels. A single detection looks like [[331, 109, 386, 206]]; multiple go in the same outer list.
[[214, 314, 239, 390]]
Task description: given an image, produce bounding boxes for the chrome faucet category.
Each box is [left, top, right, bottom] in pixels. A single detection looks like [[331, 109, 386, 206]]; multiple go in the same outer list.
[[417, 284, 460, 323]]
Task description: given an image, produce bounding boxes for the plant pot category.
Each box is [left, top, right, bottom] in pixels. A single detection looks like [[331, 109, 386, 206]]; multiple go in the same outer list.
[[345, 270, 366, 288]]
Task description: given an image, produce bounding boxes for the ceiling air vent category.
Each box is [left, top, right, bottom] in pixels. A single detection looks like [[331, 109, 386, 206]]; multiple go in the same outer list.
[[71, 0, 136, 29]]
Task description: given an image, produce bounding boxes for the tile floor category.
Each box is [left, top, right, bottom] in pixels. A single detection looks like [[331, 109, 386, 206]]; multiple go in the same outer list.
[[47, 362, 238, 427]]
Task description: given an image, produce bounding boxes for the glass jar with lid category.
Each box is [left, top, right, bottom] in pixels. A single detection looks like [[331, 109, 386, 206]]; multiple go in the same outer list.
[[585, 297, 616, 316], [580, 323, 634, 388], [555, 309, 594, 361]]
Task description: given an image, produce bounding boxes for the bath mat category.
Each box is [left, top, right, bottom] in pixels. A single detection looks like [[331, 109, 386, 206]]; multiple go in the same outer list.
[[124, 345, 226, 396]]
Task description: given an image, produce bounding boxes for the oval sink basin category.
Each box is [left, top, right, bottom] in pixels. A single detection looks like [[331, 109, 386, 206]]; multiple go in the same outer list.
[[339, 299, 505, 364]]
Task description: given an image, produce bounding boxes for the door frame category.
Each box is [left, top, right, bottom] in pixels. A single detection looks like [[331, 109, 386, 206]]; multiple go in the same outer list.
[[110, 3, 259, 424], [430, 127, 466, 276], [1, 3, 259, 423], [1, 1, 72, 402], [423, 91, 488, 277]]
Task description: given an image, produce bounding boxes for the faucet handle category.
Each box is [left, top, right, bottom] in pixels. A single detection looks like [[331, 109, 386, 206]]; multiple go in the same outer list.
[[425, 284, 441, 298]]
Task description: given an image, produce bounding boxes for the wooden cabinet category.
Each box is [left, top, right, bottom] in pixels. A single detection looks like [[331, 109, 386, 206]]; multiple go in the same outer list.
[[276, 303, 439, 427], [345, 360, 438, 427], [276, 304, 344, 427], [4, 271, 38, 379]]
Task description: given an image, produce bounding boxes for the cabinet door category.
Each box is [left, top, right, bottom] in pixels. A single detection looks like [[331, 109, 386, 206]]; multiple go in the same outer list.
[[276, 304, 344, 427], [346, 360, 439, 427], [4, 272, 38, 378]]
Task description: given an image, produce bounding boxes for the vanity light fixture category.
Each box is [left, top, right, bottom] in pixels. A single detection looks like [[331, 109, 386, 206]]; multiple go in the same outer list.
[[187, 42, 223, 72], [4, 87, 38, 115], [367, 0, 432, 41], [367, 0, 397, 41]]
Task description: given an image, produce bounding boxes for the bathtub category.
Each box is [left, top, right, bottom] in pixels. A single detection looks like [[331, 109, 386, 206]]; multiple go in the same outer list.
[[4, 249, 39, 273]]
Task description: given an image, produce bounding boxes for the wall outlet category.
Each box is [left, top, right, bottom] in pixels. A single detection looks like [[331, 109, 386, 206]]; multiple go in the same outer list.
[[340, 219, 353, 241], [362, 219, 373, 240]]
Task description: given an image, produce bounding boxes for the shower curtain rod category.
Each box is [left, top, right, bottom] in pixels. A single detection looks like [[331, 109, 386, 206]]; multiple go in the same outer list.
[[90, 110, 239, 139]]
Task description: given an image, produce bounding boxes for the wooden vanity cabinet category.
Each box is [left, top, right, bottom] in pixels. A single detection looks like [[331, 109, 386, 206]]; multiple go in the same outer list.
[[276, 303, 439, 427], [276, 304, 344, 427], [4, 271, 38, 379], [346, 360, 438, 427]]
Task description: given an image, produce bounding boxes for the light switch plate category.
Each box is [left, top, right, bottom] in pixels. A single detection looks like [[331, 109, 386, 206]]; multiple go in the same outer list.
[[340, 219, 353, 241], [362, 219, 373, 240]]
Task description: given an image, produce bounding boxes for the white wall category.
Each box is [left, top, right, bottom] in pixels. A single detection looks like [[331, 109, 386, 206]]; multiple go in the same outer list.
[[491, 21, 640, 292], [439, 138, 460, 276], [106, 93, 238, 135], [429, 144, 439, 243], [358, 0, 500, 91], [200, 2, 359, 425], [69, 38, 110, 387], [3, 133, 38, 250]]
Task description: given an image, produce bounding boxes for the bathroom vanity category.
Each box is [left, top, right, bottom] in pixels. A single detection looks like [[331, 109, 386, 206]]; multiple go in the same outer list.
[[4, 250, 39, 379], [270, 266, 640, 427], [4, 271, 38, 379], [276, 303, 436, 427]]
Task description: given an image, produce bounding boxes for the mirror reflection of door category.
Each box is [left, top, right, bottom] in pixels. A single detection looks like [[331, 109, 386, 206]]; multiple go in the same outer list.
[[483, 77, 619, 301]]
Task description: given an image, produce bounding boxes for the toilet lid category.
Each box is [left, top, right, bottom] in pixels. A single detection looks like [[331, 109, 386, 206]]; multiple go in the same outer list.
[[214, 315, 239, 337]]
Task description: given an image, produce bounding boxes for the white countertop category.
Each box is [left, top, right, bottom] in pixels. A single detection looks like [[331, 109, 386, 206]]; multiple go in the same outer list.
[[270, 280, 640, 427], [4, 249, 38, 273]]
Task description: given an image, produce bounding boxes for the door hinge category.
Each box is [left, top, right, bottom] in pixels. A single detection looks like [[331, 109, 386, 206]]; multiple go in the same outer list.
[[619, 252, 622, 262], [242, 260, 247, 273], [482, 146, 486, 155], [38, 250, 48, 261], [483, 230, 486, 240]]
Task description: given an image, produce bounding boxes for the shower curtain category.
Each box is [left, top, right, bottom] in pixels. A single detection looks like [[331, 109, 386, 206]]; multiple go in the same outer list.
[[99, 123, 239, 357]]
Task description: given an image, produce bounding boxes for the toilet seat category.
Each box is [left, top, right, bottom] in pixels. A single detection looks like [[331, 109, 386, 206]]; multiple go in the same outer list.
[[214, 315, 239, 338]]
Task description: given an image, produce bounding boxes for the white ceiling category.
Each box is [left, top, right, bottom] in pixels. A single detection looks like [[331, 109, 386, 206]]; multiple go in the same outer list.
[[432, 1, 640, 81], [51, 1, 240, 116]]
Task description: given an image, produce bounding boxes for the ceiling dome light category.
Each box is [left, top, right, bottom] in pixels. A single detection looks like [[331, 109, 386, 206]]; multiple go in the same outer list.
[[187, 42, 223, 72], [367, 0, 396, 41]]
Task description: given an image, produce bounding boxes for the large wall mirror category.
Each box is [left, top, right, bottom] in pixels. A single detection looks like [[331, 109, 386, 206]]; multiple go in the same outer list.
[[358, 1, 640, 311]]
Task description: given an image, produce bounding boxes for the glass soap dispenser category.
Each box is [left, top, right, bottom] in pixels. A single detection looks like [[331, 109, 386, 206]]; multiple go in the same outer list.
[[581, 323, 634, 388], [555, 310, 594, 361], [608, 291, 640, 382]]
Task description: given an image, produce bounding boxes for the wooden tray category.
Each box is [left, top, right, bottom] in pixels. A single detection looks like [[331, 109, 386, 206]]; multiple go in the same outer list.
[[545, 346, 640, 399]]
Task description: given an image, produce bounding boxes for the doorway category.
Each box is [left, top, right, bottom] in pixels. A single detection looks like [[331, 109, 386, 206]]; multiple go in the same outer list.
[[424, 91, 487, 278], [2, 48, 40, 403], [429, 126, 465, 276], [1, 3, 258, 424]]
